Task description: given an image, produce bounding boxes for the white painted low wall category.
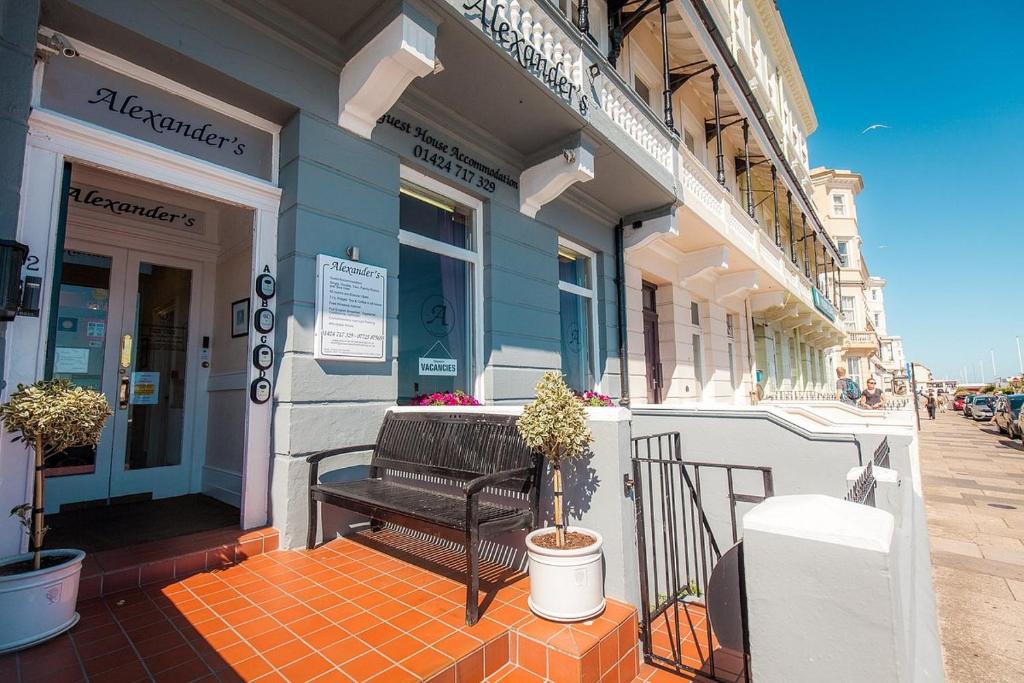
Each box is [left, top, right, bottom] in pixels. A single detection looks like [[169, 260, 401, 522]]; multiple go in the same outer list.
[[743, 454, 943, 681]]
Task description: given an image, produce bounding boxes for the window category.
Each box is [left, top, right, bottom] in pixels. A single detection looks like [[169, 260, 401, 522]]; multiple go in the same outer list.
[[841, 296, 855, 314], [633, 74, 652, 107], [837, 240, 849, 267], [847, 356, 861, 383], [684, 129, 696, 155], [871, 288, 878, 301], [832, 193, 846, 217], [874, 313, 880, 327], [558, 238, 599, 392], [397, 169, 482, 403], [726, 313, 736, 339], [692, 333, 704, 390], [691, 301, 703, 392], [728, 342, 737, 389]]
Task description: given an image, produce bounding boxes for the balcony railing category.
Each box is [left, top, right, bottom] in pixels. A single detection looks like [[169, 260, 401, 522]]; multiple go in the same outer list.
[[847, 331, 879, 347], [486, 1, 674, 174]]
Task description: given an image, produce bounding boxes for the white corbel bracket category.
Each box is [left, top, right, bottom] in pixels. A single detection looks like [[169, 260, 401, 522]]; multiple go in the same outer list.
[[519, 146, 595, 218], [678, 246, 729, 288], [716, 270, 760, 300], [338, 10, 438, 139], [624, 204, 678, 251], [749, 291, 786, 313]]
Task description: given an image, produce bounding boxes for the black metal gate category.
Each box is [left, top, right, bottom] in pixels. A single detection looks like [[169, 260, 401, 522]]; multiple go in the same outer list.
[[629, 432, 774, 681]]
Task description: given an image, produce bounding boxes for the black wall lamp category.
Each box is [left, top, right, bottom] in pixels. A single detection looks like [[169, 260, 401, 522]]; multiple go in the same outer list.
[[0, 239, 33, 321]]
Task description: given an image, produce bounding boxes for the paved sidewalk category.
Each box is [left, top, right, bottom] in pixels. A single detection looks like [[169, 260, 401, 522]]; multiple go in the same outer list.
[[919, 409, 1024, 682]]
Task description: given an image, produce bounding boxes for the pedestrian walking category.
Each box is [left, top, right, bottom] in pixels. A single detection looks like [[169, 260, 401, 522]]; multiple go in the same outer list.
[[926, 392, 937, 420], [835, 367, 859, 406]]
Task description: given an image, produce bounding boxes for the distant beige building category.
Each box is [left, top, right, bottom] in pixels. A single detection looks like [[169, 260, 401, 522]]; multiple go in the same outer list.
[[811, 168, 903, 391]]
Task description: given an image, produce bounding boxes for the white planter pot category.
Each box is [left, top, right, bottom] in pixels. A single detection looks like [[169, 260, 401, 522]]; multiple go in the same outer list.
[[526, 526, 605, 622], [0, 549, 85, 654]]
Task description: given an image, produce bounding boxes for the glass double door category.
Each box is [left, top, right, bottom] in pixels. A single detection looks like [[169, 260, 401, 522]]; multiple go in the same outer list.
[[45, 238, 199, 511]]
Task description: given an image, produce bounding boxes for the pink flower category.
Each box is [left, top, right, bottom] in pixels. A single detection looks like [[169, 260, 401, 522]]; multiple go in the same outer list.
[[411, 390, 481, 407]]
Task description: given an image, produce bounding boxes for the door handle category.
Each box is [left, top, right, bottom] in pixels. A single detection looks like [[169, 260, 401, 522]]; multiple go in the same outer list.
[[118, 376, 130, 410], [119, 334, 133, 370]]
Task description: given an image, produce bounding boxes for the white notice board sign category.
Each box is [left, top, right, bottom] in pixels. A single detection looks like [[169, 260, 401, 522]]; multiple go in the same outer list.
[[314, 254, 387, 362]]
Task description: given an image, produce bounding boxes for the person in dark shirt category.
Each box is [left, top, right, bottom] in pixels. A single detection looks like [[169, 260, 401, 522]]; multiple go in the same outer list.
[[859, 378, 884, 410]]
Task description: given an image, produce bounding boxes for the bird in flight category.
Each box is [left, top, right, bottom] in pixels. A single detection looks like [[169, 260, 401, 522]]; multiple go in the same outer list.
[[861, 124, 890, 134]]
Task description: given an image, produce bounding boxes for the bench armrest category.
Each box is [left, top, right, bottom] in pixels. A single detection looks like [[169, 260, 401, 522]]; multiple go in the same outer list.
[[304, 444, 377, 465], [463, 467, 533, 496]]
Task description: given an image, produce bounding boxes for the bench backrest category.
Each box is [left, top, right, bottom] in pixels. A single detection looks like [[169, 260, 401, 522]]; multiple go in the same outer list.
[[371, 411, 538, 493]]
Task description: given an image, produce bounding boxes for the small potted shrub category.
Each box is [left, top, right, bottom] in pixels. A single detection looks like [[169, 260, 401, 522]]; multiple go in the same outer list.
[[0, 379, 111, 653], [518, 371, 605, 621]]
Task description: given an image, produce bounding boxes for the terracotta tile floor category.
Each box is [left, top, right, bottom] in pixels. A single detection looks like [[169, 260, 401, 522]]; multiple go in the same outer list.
[[1, 529, 643, 683], [641, 601, 745, 683]]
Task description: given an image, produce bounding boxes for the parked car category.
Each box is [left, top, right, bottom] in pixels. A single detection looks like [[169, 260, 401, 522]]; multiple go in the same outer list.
[[994, 394, 1024, 438], [964, 395, 976, 418], [971, 395, 995, 421], [953, 395, 967, 412], [1018, 406, 1024, 441]]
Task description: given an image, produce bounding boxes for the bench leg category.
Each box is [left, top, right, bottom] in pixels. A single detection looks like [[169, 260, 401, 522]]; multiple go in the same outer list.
[[465, 526, 480, 626], [306, 495, 318, 550], [370, 518, 384, 533]]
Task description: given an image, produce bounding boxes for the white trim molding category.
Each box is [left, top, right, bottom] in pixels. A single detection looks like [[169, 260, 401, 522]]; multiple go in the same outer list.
[[339, 11, 438, 139]]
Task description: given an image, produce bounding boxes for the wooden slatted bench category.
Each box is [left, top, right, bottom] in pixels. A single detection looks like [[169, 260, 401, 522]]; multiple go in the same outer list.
[[306, 411, 543, 625]]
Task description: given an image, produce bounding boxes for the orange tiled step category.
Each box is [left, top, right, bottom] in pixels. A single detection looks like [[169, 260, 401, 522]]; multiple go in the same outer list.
[[77, 525, 279, 599]]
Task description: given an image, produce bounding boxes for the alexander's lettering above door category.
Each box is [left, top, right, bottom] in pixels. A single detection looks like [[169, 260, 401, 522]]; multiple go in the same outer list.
[[69, 183, 204, 232], [41, 57, 273, 180]]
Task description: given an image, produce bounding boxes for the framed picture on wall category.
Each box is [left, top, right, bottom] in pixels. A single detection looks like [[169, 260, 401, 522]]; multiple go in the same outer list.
[[231, 298, 250, 338]]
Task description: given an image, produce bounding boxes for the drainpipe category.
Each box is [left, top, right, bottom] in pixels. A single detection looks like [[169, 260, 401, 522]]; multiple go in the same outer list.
[[615, 220, 631, 407]]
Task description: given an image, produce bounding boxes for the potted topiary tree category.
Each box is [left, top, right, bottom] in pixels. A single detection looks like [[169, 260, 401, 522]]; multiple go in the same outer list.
[[0, 379, 111, 653], [517, 371, 605, 622]]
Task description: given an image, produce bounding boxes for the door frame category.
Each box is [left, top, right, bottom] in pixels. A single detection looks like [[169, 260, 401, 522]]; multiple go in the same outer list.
[[45, 237, 210, 509], [3, 48, 281, 553]]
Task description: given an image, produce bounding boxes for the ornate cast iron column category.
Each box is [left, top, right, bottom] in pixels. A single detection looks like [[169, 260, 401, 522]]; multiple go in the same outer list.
[[711, 67, 725, 185], [743, 120, 754, 217], [659, 0, 674, 130], [802, 214, 810, 278], [771, 165, 780, 247], [787, 190, 795, 263], [579, 0, 590, 33]]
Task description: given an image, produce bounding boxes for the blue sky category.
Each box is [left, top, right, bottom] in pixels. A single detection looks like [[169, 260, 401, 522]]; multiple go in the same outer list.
[[778, 1, 1024, 382]]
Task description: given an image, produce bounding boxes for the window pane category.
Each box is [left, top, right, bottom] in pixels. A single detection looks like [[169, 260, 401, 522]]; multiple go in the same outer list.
[[692, 333, 703, 387], [398, 244, 472, 403], [634, 75, 651, 105], [46, 249, 112, 475], [126, 263, 192, 470], [690, 301, 701, 326], [560, 289, 593, 391], [558, 248, 590, 287], [400, 188, 470, 248]]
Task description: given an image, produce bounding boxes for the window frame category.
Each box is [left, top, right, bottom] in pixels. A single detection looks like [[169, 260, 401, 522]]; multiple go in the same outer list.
[[398, 165, 485, 402], [837, 240, 849, 267], [832, 193, 846, 217], [557, 236, 601, 392]]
